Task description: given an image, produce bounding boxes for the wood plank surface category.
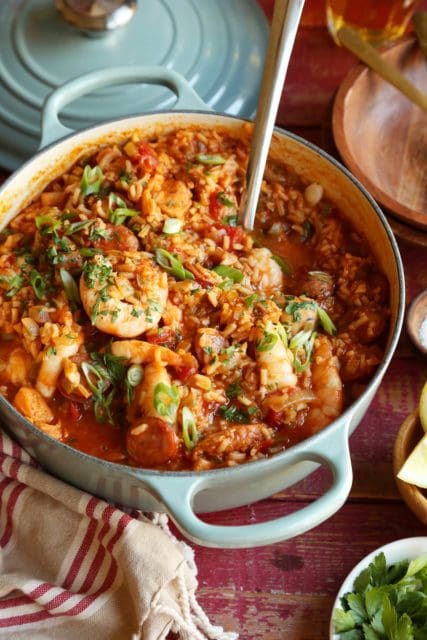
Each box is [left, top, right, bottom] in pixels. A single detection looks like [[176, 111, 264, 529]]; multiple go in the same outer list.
[[193, 502, 426, 639]]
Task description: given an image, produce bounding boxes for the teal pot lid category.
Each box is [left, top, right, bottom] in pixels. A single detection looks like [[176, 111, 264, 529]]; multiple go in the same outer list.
[[0, 0, 268, 170]]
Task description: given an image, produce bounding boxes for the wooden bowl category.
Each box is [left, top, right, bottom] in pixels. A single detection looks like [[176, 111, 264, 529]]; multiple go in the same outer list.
[[393, 410, 427, 525], [333, 36, 427, 232]]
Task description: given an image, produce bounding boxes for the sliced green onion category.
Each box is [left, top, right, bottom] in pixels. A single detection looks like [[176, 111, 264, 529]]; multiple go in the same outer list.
[[294, 331, 317, 373], [162, 218, 182, 235], [213, 264, 243, 283], [257, 332, 278, 352], [289, 329, 313, 353], [60, 268, 81, 307], [276, 323, 288, 348], [79, 247, 102, 257], [65, 219, 95, 236], [80, 165, 103, 197], [244, 293, 260, 309], [223, 214, 239, 227], [182, 406, 198, 449], [108, 193, 139, 225], [195, 153, 226, 165], [217, 192, 233, 207], [81, 359, 115, 423], [126, 364, 143, 388], [30, 270, 47, 300], [153, 382, 180, 422], [35, 215, 61, 235], [289, 329, 317, 373], [1, 274, 23, 298], [155, 248, 194, 281], [317, 307, 337, 336], [271, 254, 292, 276], [109, 208, 139, 226], [81, 361, 104, 395]]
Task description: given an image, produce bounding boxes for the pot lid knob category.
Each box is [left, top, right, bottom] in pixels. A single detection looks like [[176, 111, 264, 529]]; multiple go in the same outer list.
[[54, 0, 137, 36]]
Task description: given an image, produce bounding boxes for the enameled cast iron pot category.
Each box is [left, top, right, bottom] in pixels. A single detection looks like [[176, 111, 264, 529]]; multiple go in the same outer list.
[[0, 67, 405, 548]]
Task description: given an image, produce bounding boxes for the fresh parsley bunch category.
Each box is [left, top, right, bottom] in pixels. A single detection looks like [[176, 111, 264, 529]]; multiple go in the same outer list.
[[333, 551, 427, 640]]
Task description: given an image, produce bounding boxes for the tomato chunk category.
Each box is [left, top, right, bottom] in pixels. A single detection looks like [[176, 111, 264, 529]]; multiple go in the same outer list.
[[134, 142, 158, 173]]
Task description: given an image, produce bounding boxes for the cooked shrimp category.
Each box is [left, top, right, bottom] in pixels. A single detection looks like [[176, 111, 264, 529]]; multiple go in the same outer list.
[[111, 339, 182, 366], [79, 252, 168, 338], [36, 323, 83, 399], [240, 247, 285, 296], [304, 334, 343, 434], [255, 321, 297, 393], [192, 423, 273, 467]]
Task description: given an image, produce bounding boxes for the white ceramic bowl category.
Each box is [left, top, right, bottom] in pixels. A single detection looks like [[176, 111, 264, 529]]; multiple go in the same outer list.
[[329, 536, 427, 639]]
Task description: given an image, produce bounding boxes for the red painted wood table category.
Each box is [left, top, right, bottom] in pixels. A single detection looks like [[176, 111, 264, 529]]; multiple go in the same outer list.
[[0, 3, 426, 639], [189, 4, 427, 639]]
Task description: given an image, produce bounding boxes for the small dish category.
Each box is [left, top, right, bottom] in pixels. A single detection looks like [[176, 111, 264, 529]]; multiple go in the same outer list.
[[393, 409, 427, 523], [406, 289, 427, 356], [332, 36, 427, 232], [329, 536, 427, 639]]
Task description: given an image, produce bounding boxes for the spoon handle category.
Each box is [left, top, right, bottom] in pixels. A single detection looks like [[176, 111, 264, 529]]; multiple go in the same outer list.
[[338, 26, 427, 113], [241, 0, 305, 231]]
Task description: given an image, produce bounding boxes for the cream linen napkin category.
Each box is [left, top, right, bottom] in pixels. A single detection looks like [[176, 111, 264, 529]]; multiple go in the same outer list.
[[0, 429, 238, 640]]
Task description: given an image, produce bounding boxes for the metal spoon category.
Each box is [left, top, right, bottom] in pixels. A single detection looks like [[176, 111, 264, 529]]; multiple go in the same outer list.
[[241, 0, 305, 231]]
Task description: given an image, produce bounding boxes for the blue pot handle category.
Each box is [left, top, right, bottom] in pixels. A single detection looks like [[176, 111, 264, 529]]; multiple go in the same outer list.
[[141, 419, 353, 548], [40, 65, 210, 149]]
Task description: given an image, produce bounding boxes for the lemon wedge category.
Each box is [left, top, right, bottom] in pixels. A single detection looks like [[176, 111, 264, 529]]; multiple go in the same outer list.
[[419, 381, 427, 433], [397, 432, 427, 488]]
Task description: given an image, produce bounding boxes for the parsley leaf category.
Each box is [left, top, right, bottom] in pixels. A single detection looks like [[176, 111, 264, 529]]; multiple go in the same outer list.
[[333, 552, 427, 640]]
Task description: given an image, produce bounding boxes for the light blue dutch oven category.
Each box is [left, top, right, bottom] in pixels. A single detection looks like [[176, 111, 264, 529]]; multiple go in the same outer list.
[[0, 67, 405, 548]]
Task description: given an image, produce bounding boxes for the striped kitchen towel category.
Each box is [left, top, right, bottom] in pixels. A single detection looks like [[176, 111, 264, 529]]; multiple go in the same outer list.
[[0, 429, 238, 640]]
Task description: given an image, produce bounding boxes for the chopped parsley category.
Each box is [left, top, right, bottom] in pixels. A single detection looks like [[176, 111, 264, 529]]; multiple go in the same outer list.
[[226, 381, 242, 399], [219, 404, 248, 423], [216, 192, 233, 207]]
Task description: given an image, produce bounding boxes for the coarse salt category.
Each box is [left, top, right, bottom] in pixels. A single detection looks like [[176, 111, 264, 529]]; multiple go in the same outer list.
[[419, 315, 427, 349]]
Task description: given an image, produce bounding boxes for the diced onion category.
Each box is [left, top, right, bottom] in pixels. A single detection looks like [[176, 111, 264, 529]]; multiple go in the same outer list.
[[304, 182, 323, 206], [163, 218, 182, 235], [263, 389, 317, 412]]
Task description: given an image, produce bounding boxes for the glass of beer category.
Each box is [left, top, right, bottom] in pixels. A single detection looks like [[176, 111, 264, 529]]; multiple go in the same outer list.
[[326, 0, 421, 46]]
